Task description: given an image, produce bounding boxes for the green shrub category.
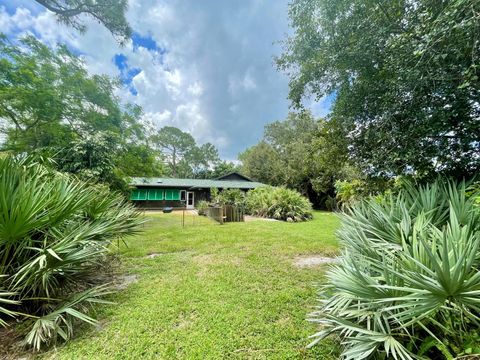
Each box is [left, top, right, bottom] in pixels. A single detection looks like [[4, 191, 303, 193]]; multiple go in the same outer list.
[[310, 179, 480, 359], [0, 156, 143, 350], [216, 188, 246, 207], [196, 200, 210, 215], [246, 186, 312, 221], [210, 187, 245, 207]]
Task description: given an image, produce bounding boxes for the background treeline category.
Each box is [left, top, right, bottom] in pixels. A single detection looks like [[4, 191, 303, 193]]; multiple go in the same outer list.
[[239, 111, 358, 209], [242, 0, 479, 208], [0, 35, 239, 193]]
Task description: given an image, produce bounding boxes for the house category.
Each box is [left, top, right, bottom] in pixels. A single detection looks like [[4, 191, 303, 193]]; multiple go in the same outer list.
[[129, 172, 265, 209]]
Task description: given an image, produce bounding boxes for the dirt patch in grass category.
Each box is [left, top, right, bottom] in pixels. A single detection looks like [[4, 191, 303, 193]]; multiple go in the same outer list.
[[113, 274, 139, 290], [293, 255, 338, 268], [0, 327, 30, 360]]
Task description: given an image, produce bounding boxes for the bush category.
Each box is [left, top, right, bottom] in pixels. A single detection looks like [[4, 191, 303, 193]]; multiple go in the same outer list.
[[310, 179, 480, 359], [215, 188, 246, 207], [196, 200, 210, 215], [0, 156, 143, 350], [245, 186, 312, 221]]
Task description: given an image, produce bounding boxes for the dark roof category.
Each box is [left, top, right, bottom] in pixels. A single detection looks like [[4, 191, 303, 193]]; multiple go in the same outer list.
[[129, 177, 265, 189], [216, 172, 254, 182]]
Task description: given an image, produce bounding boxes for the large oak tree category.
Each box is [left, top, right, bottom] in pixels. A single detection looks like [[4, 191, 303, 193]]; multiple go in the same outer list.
[[34, 0, 131, 44], [277, 0, 480, 178]]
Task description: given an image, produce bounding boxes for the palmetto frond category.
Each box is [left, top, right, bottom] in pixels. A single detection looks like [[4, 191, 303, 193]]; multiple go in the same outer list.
[[0, 156, 143, 349], [311, 179, 480, 359]]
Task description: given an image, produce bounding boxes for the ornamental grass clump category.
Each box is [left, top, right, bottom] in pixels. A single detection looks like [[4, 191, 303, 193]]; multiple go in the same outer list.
[[0, 156, 143, 350], [310, 179, 480, 359], [246, 186, 312, 221]]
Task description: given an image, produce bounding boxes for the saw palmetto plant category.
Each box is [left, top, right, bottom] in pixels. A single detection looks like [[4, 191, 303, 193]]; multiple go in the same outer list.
[[0, 155, 143, 350], [246, 186, 313, 221], [310, 179, 480, 359]]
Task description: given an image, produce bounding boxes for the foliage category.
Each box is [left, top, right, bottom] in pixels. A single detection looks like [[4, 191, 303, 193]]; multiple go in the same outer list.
[[278, 0, 480, 177], [196, 200, 210, 216], [245, 186, 313, 221], [334, 180, 369, 209], [34, 0, 132, 44], [466, 181, 480, 205], [238, 140, 285, 185], [55, 132, 128, 193], [239, 111, 358, 208], [38, 211, 340, 359], [310, 179, 480, 359], [335, 176, 418, 209], [204, 161, 242, 179], [212, 188, 246, 207], [0, 35, 165, 191], [152, 126, 219, 178], [115, 143, 165, 178], [0, 155, 143, 350], [188, 143, 220, 178]]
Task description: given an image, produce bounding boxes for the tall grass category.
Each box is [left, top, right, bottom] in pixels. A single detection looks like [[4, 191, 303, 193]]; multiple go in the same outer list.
[[310, 179, 480, 359], [0, 156, 143, 350]]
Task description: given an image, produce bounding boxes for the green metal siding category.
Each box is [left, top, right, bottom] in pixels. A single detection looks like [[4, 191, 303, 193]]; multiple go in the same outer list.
[[130, 189, 147, 201], [165, 189, 180, 200], [147, 189, 164, 200]]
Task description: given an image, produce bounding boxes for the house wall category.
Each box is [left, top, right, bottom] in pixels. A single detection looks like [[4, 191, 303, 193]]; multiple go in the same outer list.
[[131, 187, 210, 209], [134, 200, 185, 209]]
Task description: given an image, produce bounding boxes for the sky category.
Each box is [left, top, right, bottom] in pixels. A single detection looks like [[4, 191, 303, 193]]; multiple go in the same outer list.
[[0, 0, 333, 160]]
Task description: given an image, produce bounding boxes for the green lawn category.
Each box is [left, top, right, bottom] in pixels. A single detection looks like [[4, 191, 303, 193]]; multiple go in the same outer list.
[[43, 211, 340, 359]]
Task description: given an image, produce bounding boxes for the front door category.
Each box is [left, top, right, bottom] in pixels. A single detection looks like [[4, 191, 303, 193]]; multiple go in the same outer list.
[[186, 191, 194, 209]]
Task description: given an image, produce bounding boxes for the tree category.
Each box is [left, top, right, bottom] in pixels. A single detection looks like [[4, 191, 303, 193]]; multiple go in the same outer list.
[[152, 126, 196, 177], [193, 160, 241, 179], [0, 35, 165, 191], [34, 0, 132, 44], [152, 126, 221, 178], [239, 111, 360, 207], [116, 144, 165, 178], [238, 141, 285, 186], [0, 35, 123, 151], [277, 0, 480, 178], [188, 142, 220, 178], [211, 161, 242, 178], [264, 111, 319, 193], [55, 131, 128, 191]]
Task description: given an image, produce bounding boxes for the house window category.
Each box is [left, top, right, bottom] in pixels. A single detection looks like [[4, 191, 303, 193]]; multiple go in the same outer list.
[[130, 189, 148, 201], [165, 189, 181, 200], [180, 190, 186, 201], [147, 189, 164, 200]]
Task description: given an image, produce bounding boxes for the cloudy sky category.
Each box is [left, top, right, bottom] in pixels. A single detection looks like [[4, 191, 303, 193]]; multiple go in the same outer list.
[[0, 0, 332, 159]]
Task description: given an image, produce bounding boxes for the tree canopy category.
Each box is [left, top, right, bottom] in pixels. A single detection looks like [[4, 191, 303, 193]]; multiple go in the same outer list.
[[152, 126, 220, 178], [34, 0, 132, 44], [239, 111, 356, 207], [277, 0, 480, 178], [0, 35, 163, 191]]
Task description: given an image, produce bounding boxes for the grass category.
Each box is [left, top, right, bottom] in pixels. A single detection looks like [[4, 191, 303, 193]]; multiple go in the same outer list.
[[41, 211, 340, 359]]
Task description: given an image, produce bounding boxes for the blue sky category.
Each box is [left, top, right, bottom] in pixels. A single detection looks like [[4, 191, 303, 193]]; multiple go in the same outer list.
[[0, 0, 333, 160]]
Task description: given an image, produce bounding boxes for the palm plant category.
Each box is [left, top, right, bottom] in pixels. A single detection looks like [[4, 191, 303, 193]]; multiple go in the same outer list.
[[0, 156, 143, 350], [309, 179, 480, 359], [246, 186, 313, 221]]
